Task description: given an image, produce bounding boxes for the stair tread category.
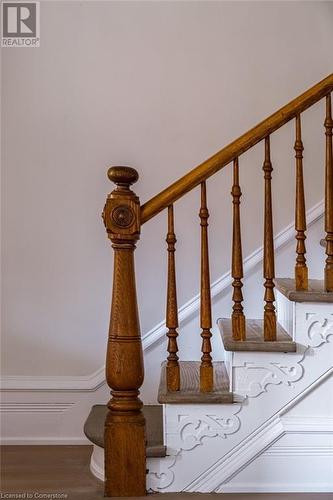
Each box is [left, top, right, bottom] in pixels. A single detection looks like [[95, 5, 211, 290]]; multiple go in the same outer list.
[[84, 404, 166, 457], [218, 318, 296, 352], [158, 361, 233, 404], [275, 278, 333, 303]]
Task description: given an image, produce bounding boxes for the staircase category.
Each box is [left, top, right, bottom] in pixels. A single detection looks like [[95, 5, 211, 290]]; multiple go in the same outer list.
[[85, 74, 333, 496]]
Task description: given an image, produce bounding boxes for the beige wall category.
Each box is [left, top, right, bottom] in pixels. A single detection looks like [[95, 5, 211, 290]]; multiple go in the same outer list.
[[1, 1, 332, 377]]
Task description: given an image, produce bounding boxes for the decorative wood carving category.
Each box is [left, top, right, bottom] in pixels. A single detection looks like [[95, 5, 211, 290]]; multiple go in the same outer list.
[[102, 166, 146, 497], [294, 114, 308, 291], [234, 358, 304, 398], [178, 411, 241, 451], [166, 204, 180, 391], [199, 181, 213, 392], [263, 136, 277, 341], [147, 454, 179, 491], [324, 93, 333, 292], [231, 157, 246, 341], [305, 312, 333, 347]]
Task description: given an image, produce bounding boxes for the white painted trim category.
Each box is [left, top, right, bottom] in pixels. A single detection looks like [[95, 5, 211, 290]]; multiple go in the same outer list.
[[1, 367, 106, 392], [185, 368, 333, 492], [1, 437, 89, 445], [220, 483, 333, 493], [90, 445, 105, 482], [262, 445, 333, 456], [0, 199, 324, 392], [0, 402, 75, 413], [282, 415, 333, 433]]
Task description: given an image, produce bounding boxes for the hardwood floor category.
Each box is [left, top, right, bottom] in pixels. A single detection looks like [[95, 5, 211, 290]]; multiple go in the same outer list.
[[1, 445, 332, 500]]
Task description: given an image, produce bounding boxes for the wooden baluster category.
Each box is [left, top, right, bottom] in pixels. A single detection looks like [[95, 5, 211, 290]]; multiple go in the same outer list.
[[199, 181, 213, 392], [294, 114, 308, 291], [166, 204, 180, 391], [102, 167, 146, 497], [231, 157, 246, 341], [324, 93, 333, 292], [263, 137, 277, 341]]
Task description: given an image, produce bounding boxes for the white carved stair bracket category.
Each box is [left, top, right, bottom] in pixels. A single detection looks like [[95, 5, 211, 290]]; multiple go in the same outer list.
[[147, 454, 179, 491], [305, 312, 333, 348], [231, 301, 333, 400], [233, 358, 305, 398], [164, 404, 242, 452], [177, 411, 241, 451]]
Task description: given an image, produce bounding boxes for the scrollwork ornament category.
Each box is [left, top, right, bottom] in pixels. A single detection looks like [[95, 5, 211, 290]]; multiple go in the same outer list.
[[306, 312, 333, 348], [147, 453, 179, 491], [177, 409, 241, 451]]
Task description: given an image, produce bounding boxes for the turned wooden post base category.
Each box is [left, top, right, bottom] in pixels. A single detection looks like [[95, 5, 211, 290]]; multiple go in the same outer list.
[[200, 364, 213, 393], [232, 313, 246, 341], [105, 409, 146, 497], [166, 363, 180, 392], [325, 266, 333, 292], [295, 265, 308, 291], [264, 310, 277, 341]]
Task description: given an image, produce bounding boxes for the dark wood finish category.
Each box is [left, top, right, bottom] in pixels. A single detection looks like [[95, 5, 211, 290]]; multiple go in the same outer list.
[[141, 75, 333, 224], [324, 93, 333, 292], [103, 166, 146, 497], [294, 114, 308, 291], [263, 136, 277, 341], [231, 157, 246, 341], [275, 277, 333, 303], [84, 405, 166, 457], [199, 181, 213, 392], [165, 205, 180, 391], [218, 318, 296, 352], [158, 361, 233, 404]]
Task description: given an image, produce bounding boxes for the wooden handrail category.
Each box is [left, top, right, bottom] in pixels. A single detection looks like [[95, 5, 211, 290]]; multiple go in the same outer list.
[[141, 74, 333, 224]]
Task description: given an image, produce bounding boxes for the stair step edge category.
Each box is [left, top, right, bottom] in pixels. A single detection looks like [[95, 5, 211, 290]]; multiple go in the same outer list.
[[218, 318, 296, 352], [275, 278, 333, 303], [158, 360, 233, 404], [84, 404, 166, 458]]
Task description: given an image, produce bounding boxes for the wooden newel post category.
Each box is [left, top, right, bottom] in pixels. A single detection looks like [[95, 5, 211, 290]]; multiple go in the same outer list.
[[102, 166, 146, 498]]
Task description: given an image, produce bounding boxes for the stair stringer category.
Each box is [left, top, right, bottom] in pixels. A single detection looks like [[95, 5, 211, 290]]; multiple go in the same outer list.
[[146, 300, 333, 492]]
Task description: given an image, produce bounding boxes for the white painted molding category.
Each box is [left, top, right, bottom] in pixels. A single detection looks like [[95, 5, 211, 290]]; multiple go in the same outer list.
[[1, 437, 89, 445], [1, 367, 106, 392], [90, 445, 104, 482], [185, 368, 333, 492], [0, 199, 324, 392], [0, 402, 75, 413], [220, 483, 333, 493], [262, 445, 333, 456], [282, 415, 333, 433]]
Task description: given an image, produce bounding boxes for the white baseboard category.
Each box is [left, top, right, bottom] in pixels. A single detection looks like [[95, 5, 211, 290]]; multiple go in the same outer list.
[[220, 483, 333, 493], [1, 437, 89, 445]]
